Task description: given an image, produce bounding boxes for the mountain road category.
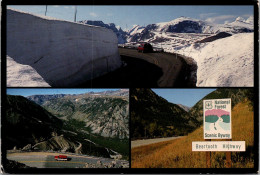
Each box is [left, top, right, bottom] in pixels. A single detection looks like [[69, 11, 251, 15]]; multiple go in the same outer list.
[[131, 136, 184, 148], [7, 152, 128, 168], [78, 48, 187, 87], [118, 48, 184, 87]]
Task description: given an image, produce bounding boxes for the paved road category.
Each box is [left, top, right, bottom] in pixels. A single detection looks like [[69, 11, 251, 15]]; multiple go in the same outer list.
[[131, 136, 184, 149], [78, 48, 185, 87], [118, 48, 183, 87], [7, 152, 128, 168]]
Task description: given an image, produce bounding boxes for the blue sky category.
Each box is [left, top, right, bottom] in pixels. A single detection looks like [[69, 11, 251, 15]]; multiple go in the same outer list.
[[152, 89, 216, 108], [6, 88, 121, 97], [9, 5, 253, 30]]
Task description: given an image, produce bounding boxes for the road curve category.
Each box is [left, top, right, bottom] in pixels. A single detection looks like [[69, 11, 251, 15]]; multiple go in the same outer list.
[[7, 152, 128, 168], [131, 136, 184, 149], [75, 141, 82, 154], [118, 48, 183, 87]]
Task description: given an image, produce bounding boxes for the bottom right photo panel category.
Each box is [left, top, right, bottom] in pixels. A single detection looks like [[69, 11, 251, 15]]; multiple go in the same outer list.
[[131, 88, 255, 168]]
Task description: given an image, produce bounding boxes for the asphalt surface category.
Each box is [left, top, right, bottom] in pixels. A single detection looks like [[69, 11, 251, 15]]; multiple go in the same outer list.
[[7, 152, 128, 168], [119, 48, 183, 87], [78, 48, 185, 87], [131, 136, 184, 149]]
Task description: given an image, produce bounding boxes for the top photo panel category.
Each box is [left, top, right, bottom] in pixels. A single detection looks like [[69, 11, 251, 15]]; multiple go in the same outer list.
[[6, 5, 255, 88]]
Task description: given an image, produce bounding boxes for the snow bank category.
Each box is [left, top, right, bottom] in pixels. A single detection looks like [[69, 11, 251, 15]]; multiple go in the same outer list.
[[7, 56, 50, 87], [174, 33, 254, 87], [7, 8, 122, 87]]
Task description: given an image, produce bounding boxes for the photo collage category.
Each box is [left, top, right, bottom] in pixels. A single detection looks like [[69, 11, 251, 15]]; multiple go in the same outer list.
[[2, 1, 259, 174]]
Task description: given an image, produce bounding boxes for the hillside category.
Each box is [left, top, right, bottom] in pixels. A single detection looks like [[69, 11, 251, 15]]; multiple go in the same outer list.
[[131, 88, 254, 140], [5, 95, 63, 150], [27, 94, 68, 105], [28, 90, 130, 139], [5, 94, 129, 159], [188, 89, 254, 127], [132, 99, 254, 168], [131, 88, 193, 139]]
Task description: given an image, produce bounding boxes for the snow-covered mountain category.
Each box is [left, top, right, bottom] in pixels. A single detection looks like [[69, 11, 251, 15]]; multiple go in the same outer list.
[[126, 16, 253, 43], [128, 25, 145, 36], [79, 20, 127, 44], [78, 16, 253, 45]]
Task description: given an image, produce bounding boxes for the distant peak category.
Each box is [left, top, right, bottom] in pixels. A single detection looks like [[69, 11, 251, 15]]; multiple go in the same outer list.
[[168, 16, 200, 23], [235, 17, 245, 22]]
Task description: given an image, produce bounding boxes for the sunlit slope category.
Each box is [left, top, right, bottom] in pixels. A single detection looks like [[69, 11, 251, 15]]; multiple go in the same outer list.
[[132, 100, 254, 168]]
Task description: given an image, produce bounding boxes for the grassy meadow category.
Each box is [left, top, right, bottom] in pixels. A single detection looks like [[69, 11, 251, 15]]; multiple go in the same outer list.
[[131, 100, 254, 168]]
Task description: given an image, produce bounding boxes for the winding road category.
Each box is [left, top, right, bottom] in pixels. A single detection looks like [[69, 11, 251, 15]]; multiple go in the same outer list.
[[118, 48, 183, 87], [78, 48, 185, 87], [7, 152, 128, 168]]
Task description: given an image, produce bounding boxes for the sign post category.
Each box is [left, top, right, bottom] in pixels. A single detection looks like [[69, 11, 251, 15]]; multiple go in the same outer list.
[[226, 138, 232, 168], [205, 139, 211, 168], [192, 98, 246, 168]]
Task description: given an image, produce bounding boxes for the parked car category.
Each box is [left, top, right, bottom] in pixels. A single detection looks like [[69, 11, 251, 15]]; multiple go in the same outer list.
[[54, 155, 70, 161], [137, 43, 153, 53]]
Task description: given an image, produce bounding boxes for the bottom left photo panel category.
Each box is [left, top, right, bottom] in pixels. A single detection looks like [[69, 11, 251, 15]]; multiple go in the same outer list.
[[3, 88, 130, 172]]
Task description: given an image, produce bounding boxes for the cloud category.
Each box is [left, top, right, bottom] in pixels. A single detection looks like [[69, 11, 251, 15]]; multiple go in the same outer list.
[[107, 13, 113, 16], [64, 6, 69, 9], [205, 15, 236, 24], [199, 13, 217, 19], [53, 5, 60, 8], [90, 12, 98, 17]]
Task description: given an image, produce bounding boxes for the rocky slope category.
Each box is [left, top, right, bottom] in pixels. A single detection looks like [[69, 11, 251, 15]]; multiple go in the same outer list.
[[27, 94, 68, 105], [79, 20, 127, 44], [28, 89, 129, 139]]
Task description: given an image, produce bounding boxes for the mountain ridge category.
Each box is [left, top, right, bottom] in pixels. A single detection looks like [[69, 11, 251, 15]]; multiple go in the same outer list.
[[27, 89, 129, 139], [78, 16, 253, 44]]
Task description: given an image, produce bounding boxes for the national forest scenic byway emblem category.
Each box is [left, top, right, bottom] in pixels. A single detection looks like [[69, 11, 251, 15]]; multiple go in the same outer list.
[[203, 99, 232, 139]]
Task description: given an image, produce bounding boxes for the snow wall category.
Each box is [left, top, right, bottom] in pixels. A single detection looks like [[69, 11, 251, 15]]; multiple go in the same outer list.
[[7, 8, 122, 87]]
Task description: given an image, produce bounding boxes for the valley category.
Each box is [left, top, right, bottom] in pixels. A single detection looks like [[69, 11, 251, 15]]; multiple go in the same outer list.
[[4, 89, 130, 169]]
